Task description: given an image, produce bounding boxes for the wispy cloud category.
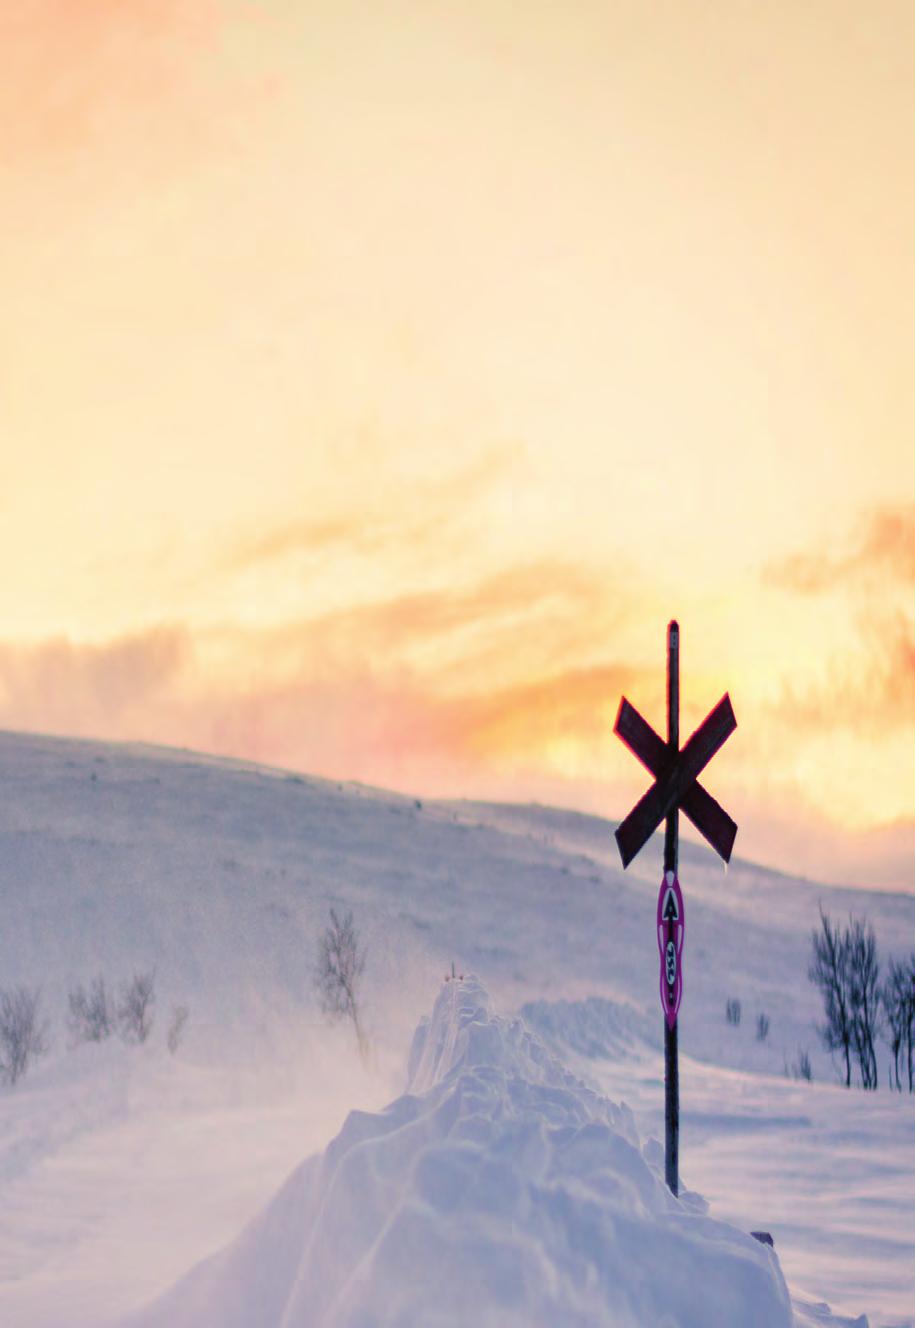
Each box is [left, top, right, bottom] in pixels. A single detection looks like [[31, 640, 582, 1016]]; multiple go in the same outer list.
[[762, 505, 915, 737], [220, 445, 523, 573], [447, 663, 641, 760], [148, 655, 642, 792], [0, 627, 190, 735], [766, 504, 915, 593], [242, 557, 629, 689], [0, 578, 637, 791], [772, 611, 915, 735]]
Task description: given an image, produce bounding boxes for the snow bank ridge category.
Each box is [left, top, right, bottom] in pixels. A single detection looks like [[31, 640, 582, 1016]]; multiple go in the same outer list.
[[125, 976, 795, 1328], [518, 992, 658, 1062]]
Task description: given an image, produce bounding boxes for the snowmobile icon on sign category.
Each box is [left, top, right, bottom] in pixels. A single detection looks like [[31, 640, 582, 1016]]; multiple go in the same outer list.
[[665, 939, 677, 987], [657, 872, 684, 1029]]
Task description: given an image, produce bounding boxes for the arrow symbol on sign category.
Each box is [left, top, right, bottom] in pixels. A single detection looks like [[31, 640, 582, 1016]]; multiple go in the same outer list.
[[657, 872, 684, 1028]]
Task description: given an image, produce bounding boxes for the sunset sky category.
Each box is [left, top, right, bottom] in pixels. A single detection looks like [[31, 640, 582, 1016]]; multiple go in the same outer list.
[[2, 1, 913, 889]]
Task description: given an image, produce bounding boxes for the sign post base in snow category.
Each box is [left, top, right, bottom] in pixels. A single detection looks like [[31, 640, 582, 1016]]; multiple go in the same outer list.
[[613, 620, 737, 1196]]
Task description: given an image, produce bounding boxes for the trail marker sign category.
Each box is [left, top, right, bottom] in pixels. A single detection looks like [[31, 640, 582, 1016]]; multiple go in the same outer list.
[[612, 620, 737, 1196], [614, 693, 737, 868], [657, 871, 684, 1029]]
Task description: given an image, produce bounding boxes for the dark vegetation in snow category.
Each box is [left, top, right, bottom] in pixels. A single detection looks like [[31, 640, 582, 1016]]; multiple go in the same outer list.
[[810, 907, 915, 1091]]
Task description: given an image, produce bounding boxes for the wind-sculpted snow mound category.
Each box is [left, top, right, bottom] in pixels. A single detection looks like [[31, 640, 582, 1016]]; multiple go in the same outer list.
[[124, 977, 795, 1328], [519, 993, 659, 1061]]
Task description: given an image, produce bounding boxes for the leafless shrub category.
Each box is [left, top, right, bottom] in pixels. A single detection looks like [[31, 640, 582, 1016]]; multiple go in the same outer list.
[[784, 1049, 813, 1082], [882, 956, 915, 1092], [166, 1004, 189, 1055], [68, 976, 115, 1044], [0, 986, 49, 1086], [316, 907, 367, 1060], [810, 909, 881, 1089], [847, 917, 880, 1090], [809, 907, 853, 1086], [117, 972, 156, 1045]]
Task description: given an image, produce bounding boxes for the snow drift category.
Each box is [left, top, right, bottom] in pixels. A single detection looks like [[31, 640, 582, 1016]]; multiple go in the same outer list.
[[123, 976, 794, 1328]]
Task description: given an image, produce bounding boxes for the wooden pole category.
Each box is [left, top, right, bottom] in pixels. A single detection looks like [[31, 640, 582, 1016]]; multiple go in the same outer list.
[[665, 619, 680, 1196]]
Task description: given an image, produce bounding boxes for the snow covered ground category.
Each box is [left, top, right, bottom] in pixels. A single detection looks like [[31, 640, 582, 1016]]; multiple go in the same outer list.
[[0, 731, 911, 1327], [124, 976, 797, 1328]]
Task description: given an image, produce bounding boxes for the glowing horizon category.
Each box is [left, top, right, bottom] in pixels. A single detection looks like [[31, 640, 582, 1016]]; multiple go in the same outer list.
[[2, 2, 913, 891]]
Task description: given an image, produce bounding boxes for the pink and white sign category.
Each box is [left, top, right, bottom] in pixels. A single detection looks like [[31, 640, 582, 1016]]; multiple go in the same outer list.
[[657, 872, 685, 1029]]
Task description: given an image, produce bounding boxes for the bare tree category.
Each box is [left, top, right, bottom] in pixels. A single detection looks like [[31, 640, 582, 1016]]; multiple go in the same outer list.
[[0, 986, 49, 1086], [847, 917, 880, 1090], [166, 1004, 189, 1055], [117, 972, 156, 1045], [316, 907, 367, 1059], [908, 964, 915, 1093], [756, 1012, 770, 1042], [784, 1048, 813, 1082], [883, 956, 915, 1092], [809, 907, 853, 1087], [68, 976, 115, 1044], [725, 998, 741, 1026]]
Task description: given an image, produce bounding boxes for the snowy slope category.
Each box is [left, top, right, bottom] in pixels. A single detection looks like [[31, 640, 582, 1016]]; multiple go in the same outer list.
[[0, 730, 912, 1327]]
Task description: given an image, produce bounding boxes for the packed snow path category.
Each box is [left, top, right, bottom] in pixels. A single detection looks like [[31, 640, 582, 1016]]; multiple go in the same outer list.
[[126, 977, 799, 1328]]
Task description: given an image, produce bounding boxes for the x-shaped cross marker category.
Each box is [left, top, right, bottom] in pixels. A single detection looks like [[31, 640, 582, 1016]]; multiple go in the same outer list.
[[614, 693, 737, 868]]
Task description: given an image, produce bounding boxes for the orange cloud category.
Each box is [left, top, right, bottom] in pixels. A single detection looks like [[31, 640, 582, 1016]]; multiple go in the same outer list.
[[220, 445, 524, 572], [0, 543, 634, 770], [0, 2, 222, 164], [0, 606, 639, 796], [150, 657, 642, 791], [770, 611, 915, 736], [766, 504, 915, 593], [0, 627, 190, 735], [450, 663, 642, 761], [762, 505, 915, 738], [862, 507, 915, 582], [255, 559, 625, 680]]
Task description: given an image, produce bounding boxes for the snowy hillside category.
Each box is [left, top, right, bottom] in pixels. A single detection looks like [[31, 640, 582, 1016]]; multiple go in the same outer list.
[[0, 731, 912, 1327]]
